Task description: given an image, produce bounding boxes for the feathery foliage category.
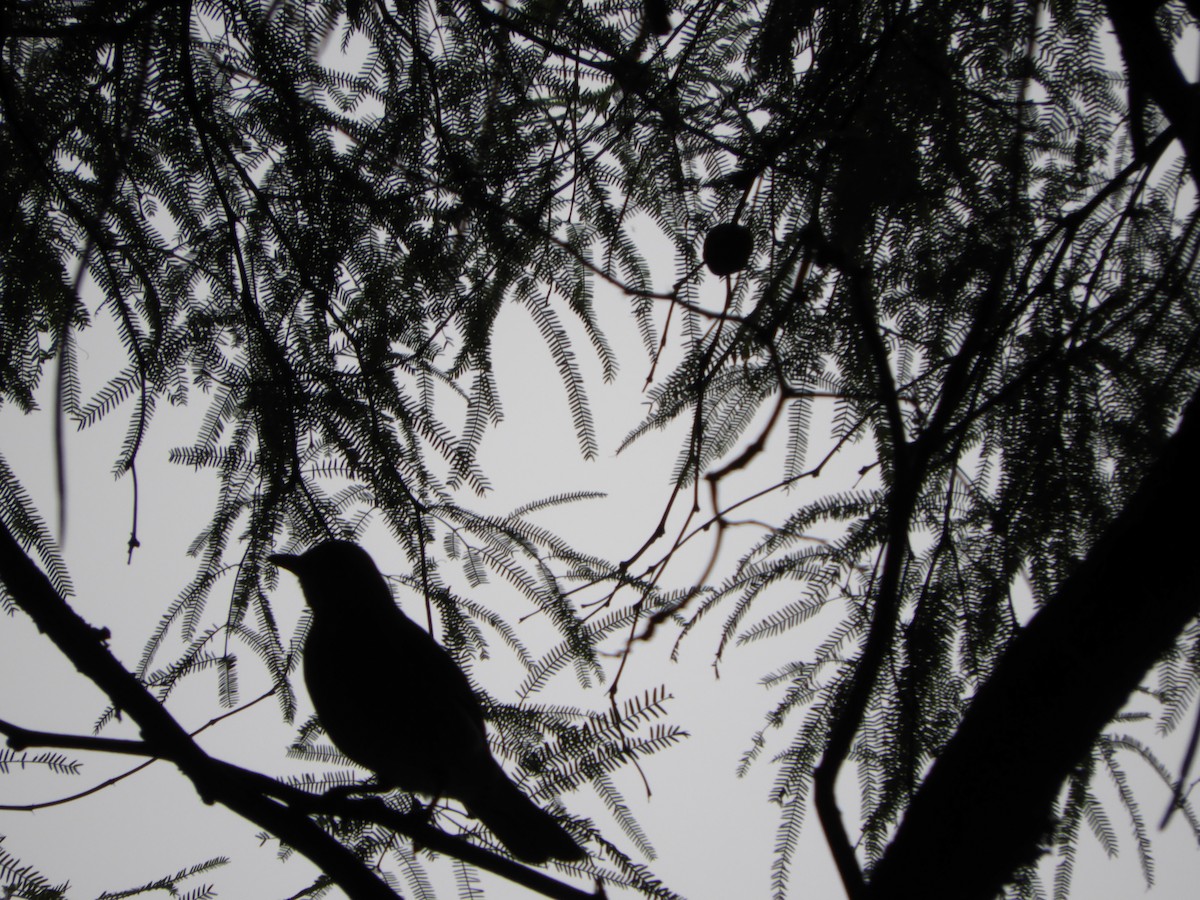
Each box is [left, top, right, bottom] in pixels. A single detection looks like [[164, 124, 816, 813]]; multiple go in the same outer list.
[[3, 1, 1200, 899]]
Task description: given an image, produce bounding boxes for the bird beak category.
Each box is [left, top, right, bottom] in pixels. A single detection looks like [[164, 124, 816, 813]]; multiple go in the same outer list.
[[269, 552, 301, 573]]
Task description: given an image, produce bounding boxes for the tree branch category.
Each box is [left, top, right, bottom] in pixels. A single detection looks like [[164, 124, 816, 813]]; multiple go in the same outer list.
[[813, 268, 916, 900], [1105, 2, 1200, 183], [0, 719, 150, 757], [0, 524, 596, 900], [0, 523, 400, 899], [865, 385, 1200, 900]]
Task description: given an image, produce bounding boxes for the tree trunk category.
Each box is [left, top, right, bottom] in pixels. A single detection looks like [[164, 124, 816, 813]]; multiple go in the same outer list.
[[866, 389, 1200, 900]]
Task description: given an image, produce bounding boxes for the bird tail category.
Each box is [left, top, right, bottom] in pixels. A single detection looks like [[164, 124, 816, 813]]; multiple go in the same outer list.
[[466, 767, 584, 864]]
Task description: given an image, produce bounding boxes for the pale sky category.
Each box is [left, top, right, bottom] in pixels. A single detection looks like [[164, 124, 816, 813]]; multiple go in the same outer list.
[[3, 15, 1200, 900], [3, 243, 1199, 898]]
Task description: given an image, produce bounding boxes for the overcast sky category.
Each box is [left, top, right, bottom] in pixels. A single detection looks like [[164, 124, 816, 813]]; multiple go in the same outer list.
[[3, 16, 1200, 900], [3, 237, 1199, 898]]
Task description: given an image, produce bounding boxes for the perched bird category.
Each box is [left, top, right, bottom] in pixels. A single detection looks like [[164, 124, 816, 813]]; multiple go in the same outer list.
[[271, 540, 584, 864]]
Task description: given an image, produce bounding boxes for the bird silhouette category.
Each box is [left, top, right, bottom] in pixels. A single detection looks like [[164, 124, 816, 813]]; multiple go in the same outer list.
[[271, 540, 584, 864]]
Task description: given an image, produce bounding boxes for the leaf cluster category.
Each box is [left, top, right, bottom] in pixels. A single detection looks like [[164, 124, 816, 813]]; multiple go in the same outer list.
[[4, 1, 1200, 899]]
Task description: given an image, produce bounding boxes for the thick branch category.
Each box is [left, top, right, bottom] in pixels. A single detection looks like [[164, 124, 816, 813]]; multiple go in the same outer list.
[[866, 10, 1200, 897], [1105, 2, 1200, 183], [865, 387, 1200, 900]]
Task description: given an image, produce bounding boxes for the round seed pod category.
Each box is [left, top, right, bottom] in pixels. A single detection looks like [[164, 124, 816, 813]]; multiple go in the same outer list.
[[703, 223, 754, 276]]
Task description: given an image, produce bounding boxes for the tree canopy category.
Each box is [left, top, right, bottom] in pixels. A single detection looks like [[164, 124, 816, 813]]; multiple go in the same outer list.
[[2, 1, 1200, 898]]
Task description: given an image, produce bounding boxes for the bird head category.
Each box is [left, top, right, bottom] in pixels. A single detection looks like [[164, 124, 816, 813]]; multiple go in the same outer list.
[[269, 540, 390, 614]]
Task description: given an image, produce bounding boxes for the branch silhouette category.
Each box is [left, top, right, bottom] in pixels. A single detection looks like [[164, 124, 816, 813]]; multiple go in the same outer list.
[[0, 523, 597, 900]]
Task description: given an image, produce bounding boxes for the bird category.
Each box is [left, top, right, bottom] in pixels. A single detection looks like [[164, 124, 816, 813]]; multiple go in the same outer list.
[[270, 540, 584, 864]]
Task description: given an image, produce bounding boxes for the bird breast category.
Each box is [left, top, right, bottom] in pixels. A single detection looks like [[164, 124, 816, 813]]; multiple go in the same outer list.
[[303, 611, 492, 799]]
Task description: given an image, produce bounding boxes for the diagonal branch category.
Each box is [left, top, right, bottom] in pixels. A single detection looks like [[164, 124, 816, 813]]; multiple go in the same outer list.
[[1105, 2, 1200, 183], [865, 385, 1200, 900], [0, 522, 399, 899]]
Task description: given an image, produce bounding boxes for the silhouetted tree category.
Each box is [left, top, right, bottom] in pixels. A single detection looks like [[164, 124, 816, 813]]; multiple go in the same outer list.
[[2, 2, 1199, 898]]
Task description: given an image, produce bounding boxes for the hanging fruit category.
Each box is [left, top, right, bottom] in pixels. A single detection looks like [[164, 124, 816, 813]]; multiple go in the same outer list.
[[703, 222, 754, 276]]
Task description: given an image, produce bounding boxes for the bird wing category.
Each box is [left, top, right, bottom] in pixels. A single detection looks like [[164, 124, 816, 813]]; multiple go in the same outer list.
[[304, 602, 493, 798]]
